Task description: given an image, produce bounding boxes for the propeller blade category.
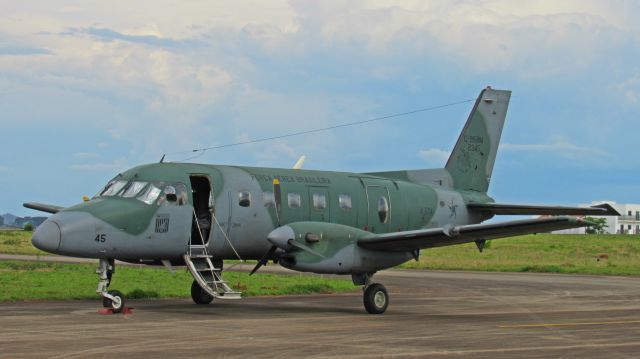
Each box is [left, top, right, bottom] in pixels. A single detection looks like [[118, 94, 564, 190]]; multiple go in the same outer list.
[[288, 241, 326, 259], [250, 245, 278, 276], [292, 155, 306, 170], [273, 179, 282, 227]]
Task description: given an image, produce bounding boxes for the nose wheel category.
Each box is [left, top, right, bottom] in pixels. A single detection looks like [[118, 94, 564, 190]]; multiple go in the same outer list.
[[102, 290, 125, 312], [96, 259, 125, 313]]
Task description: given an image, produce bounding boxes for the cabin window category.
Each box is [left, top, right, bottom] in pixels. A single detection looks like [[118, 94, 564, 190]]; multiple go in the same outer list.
[[313, 193, 327, 210], [339, 194, 352, 210], [262, 191, 276, 207], [238, 191, 251, 207], [101, 180, 128, 196], [378, 196, 389, 223], [288, 192, 301, 209], [121, 181, 148, 198], [263, 191, 275, 207], [138, 184, 162, 205]]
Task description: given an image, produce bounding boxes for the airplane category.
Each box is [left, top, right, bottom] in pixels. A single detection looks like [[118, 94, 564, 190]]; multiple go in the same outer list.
[[25, 86, 619, 314]]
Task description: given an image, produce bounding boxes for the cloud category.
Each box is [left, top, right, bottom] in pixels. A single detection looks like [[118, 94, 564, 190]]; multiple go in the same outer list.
[[0, 165, 11, 172], [500, 137, 610, 160], [69, 158, 128, 172], [613, 71, 640, 106], [418, 148, 450, 166], [0, 46, 51, 56], [73, 152, 98, 158], [64, 27, 201, 49]]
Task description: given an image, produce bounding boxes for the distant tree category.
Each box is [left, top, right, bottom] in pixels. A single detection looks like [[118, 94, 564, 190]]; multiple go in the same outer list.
[[0, 216, 4, 227], [584, 217, 608, 234], [23, 223, 34, 232]]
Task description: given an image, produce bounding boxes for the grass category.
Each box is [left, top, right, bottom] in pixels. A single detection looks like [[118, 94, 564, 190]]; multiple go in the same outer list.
[[0, 230, 47, 255], [3, 229, 640, 292], [0, 261, 355, 302], [402, 234, 640, 276]]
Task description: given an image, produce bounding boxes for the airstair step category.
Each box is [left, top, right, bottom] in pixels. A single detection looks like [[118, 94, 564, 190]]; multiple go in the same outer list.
[[216, 292, 242, 300]]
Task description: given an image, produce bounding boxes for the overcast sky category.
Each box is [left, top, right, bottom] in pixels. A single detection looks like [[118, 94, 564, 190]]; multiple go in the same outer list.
[[1, 0, 639, 216]]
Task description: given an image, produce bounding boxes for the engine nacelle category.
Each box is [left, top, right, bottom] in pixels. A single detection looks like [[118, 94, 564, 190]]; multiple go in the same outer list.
[[268, 222, 413, 274]]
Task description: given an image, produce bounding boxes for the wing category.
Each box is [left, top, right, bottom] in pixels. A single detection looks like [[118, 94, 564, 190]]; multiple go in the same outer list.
[[23, 202, 64, 214], [358, 217, 590, 252], [467, 202, 620, 216]]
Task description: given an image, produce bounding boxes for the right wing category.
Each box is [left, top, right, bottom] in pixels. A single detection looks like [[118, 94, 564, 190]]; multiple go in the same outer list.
[[358, 217, 590, 252], [23, 202, 64, 214], [467, 202, 620, 216]]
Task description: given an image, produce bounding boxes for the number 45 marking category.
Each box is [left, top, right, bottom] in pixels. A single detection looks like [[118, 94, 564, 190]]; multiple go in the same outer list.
[[94, 234, 106, 243]]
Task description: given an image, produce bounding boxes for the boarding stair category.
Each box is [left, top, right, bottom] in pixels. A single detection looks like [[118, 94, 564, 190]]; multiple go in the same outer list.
[[183, 211, 241, 299]]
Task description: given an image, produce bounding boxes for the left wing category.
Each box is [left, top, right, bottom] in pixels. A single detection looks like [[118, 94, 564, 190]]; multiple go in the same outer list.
[[358, 217, 590, 252], [23, 202, 64, 214]]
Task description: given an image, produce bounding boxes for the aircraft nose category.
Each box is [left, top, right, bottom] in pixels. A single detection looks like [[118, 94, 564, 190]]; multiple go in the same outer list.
[[31, 221, 61, 253]]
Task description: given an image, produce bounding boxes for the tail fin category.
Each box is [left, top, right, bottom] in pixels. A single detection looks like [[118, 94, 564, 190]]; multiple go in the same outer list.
[[445, 87, 511, 193]]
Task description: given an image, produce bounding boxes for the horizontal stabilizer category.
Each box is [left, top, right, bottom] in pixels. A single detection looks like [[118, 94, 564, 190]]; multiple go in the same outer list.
[[358, 217, 591, 252], [23, 202, 63, 214], [467, 203, 620, 216]]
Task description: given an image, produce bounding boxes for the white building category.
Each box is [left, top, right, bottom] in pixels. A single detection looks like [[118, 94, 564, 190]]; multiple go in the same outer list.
[[581, 201, 640, 235]]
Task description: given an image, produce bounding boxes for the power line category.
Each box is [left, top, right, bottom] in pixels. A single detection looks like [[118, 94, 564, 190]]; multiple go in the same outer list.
[[176, 98, 474, 162]]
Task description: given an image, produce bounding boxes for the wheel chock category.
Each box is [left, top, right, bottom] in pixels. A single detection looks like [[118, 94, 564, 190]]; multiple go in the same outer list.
[[97, 307, 134, 315]]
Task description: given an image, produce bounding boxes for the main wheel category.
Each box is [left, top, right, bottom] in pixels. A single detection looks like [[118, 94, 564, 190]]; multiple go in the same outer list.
[[363, 283, 389, 314], [102, 290, 125, 313], [191, 280, 214, 305]]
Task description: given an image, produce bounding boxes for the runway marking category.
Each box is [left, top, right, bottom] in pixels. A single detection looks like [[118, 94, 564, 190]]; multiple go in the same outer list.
[[499, 319, 640, 328]]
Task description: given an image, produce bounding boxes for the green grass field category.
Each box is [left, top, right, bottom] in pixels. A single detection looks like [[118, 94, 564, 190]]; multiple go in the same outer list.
[[2, 230, 640, 303], [403, 234, 640, 276], [0, 230, 46, 255], [0, 261, 355, 302]]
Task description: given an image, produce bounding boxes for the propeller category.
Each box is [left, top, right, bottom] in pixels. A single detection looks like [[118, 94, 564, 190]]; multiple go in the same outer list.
[[250, 179, 283, 276], [249, 245, 278, 275]]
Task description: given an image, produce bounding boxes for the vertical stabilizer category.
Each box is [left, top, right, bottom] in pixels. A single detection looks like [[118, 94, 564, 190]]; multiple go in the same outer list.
[[445, 87, 511, 193]]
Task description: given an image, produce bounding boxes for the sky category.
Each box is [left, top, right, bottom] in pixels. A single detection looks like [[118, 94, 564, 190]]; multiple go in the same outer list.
[[1, 0, 639, 216]]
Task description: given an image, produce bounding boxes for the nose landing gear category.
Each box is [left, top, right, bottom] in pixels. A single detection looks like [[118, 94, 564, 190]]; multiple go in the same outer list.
[[96, 259, 126, 313]]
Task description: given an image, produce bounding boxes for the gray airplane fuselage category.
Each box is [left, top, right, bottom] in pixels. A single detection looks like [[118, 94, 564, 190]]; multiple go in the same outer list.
[[34, 163, 491, 274]]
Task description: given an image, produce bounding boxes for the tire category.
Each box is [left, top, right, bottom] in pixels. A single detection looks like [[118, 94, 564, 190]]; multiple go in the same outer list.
[[363, 283, 389, 314], [102, 290, 125, 313], [191, 280, 214, 305]]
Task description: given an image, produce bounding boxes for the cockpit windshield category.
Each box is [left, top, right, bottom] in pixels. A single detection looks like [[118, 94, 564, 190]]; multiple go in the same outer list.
[[122, 181, 148, 198], [95, 178, 187, 206], [100, 180, 127, 197]]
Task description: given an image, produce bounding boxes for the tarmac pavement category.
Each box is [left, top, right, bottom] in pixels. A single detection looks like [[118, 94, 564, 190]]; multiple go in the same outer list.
[[1, 261, 640, 358]]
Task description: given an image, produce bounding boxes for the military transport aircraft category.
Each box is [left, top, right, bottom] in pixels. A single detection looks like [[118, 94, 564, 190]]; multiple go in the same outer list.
[[25, 87, 619, 314]]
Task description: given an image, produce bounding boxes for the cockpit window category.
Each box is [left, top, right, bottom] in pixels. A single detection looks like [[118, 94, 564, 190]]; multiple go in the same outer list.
[[101, 180, 128, 196], [157, 183, 188, 206], [121, 181, 148, 198], [137, 184, 162, 205]]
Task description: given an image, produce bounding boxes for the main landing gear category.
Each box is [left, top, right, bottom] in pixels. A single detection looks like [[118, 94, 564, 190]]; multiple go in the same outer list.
[[96, 258, 125, 313], [191, 280, 213, 305], [354, 273, 389, 314]]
